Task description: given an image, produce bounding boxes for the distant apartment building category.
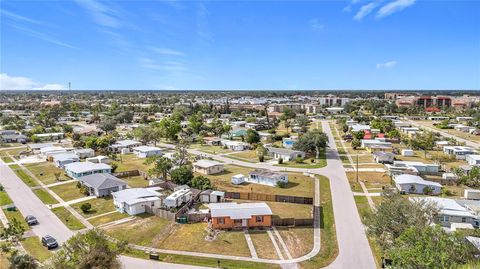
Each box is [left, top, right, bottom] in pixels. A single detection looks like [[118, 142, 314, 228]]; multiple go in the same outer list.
[[390, 94, 477, 110], [318, 96, 350, 107]]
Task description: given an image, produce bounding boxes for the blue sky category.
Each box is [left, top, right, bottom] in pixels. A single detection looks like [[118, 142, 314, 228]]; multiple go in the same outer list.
[[1, 0, 479, 90]]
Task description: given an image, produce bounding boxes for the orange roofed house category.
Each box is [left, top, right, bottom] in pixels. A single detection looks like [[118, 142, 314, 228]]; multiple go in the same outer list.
[[209, 202, 272, 229]]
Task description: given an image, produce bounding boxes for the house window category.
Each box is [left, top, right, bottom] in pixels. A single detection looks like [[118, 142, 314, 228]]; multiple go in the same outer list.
[[234, 219, 242, 224], [440, 216, 450, 222], [462, 217, 466, 223], [256, 216, 264, 223], [218, 218, 225, 224]]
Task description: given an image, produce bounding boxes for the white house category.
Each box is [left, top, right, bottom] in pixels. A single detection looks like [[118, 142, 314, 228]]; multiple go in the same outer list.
[[465, 190, 480, 200], [193, 160, 224, 175], [52, 153, 80, 168], [265, 147, 305, 162], [39, 146, 67, 158], [86, 155, 110, 164], [163, 186, 192, 208], [113, 187, 164, 215], [466, 155, 480, 166], [109, 140, 142, 153], [64, 162, 112, 179], [393, 174, 442, 195], [360, 139, 392, 149], [443, 146, 476, 160], [386, 161, 440, 176], [248, 170, 288, 187], [73, 148, 95, 159], [221, 140, 249, 151], [132, 146, 163, 158]]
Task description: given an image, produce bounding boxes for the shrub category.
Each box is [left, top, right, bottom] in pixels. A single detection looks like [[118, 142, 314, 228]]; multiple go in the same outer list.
[[258, 155, 264, 162], [80, 203, 91, 213], [111, 163, 118, 173], [278, 158, 283, 164], [295, 157, 303, 164], [277, 181, 287, 188], [76, 181, 82, 189]]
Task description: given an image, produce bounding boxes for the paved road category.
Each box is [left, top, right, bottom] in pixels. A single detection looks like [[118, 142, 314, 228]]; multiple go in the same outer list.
[[0, 161, 74, 244], [406, 120, 480, 149]]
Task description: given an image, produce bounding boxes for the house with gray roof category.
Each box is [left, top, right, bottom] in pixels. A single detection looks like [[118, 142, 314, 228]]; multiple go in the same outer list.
[[79, 173, 127, 197]]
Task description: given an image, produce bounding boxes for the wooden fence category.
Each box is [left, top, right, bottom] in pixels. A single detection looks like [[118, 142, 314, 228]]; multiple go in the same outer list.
[[224, 192, 313, 205]]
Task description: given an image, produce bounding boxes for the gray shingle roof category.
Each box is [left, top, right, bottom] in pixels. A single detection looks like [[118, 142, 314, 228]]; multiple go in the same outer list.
[[80, 173, 127, 190]]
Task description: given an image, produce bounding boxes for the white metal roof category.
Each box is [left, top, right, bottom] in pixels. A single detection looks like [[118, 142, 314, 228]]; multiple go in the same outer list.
[[394, 174, 442, 187], [132, 146, 162, 152], [112, 187, 163, 205], [194, 159, 223, 168], [210, 202, 272, 219], [64, 162, 111, 173]]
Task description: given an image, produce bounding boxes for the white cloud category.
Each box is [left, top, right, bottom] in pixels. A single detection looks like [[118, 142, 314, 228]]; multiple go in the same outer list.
[[310, 18, 325, 31], [376, 60, 397, 69], [354, 2, 378, 21], [151, 47, 186, 57], [138, 58, 187, 71], [1, 9, 45, 25], [75, 0, 121, 28], [377, 0, 416, 19], [0, 73, 65, 90]]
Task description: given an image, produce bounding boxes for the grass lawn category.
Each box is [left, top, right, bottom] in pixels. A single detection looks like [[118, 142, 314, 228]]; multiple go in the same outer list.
[[299, 176, 338, 269], [71, 197, 116, 218], [122, 175, 149, 188], [190, 143, 233, 154], [3, 208, 28, 228], [157, 223, 251, 257], [200, 165, 314, 197], [89, 211, 129, 226], [104, 215, 172, 246], [277, 227, 314, 258], [354, 196, 371, 222], [33, 188, 58, 204], [0, 191, 13, 206], [11, 167, 38, 187], [21, 236, 53, 262], [23, 162, 69, 185], [357, 172, 391, 189], [50, 182, 86, 201], [113, 154, 153, 173], [249, 230, 278, 259], [276, 154, 327, 169], [0, 147, 27, 157], [1, 156, 13, 163], [123, 248, 278, 269], [51, 206, 86, 230], [345, 172, 363, 192]]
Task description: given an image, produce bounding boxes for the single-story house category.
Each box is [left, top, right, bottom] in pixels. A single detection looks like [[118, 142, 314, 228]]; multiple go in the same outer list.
[[35, 132, 64, 141], [360, 139, 392, 149], [386, 161, 440, 176], [1, 131, 27, 143], [258, 132, 273, 141], [393, 174, 442, 195], [466, 155, 480, 166], [109, 140, 142, 153], [113, 187, 164, 215], [79, 173, 127, 197], [443, 146, 476, 160], [226, 129, 247, 138], [203, 137, 222, 146], [247, 169, 288, 187], [221, 140, 249, 151], [411, 197, 478, 229], [372, 151, 395, 164], [73, 148, 95, 159], [265, 147, 305, 162], [86, 155, 110, 164], [39, 146, 67, 158], [164, 186, 192, 208], [200, 190, 225, 203], [53, 153, 80, 168], [193, 160, 224, 175], [231, 174, 246, 185], [132, 146, 163, 158], [209, 202, 273, 229], [27, 143, 54, 153], [64, 162, 112, 179], [351, 124, 371, 132]]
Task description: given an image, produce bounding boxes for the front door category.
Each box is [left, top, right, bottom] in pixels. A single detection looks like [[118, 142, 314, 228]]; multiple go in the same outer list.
[[242, 219, 247, 227]]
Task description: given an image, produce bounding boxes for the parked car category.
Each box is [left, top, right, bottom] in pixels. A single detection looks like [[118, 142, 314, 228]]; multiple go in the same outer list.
[[25, 215, 38, 226], [41, 235, 58, 249]]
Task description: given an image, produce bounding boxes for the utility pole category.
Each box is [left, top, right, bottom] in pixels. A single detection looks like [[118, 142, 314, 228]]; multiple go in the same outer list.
[[68, 82, 71, 91]]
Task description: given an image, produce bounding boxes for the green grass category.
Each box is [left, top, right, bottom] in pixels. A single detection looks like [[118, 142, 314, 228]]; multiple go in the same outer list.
[[122, 175, 149, 188], [2, 208, 28, 228], [123, 248, 279, 269], [49, 182, 86, 201], [11, 167, 38, 187], [71, 197, 116, 218], [113, 154, 153, 173], [104, 215, 171, 246], [276, 154, 327, 169], [234, 199, 312, 219], [189, 144, 232, 154], [249, 230, 278, 259], [21, 237, 53, 262], [1, 156, 14, 163], [51, 206, 86, 231], [0, 191, 13, 206], [88, 211, 129, 226], [300, 176, 338, 269], [33, 189, 58, 204], [23, 162, 69, 185], [354, 196, 371, 222]]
